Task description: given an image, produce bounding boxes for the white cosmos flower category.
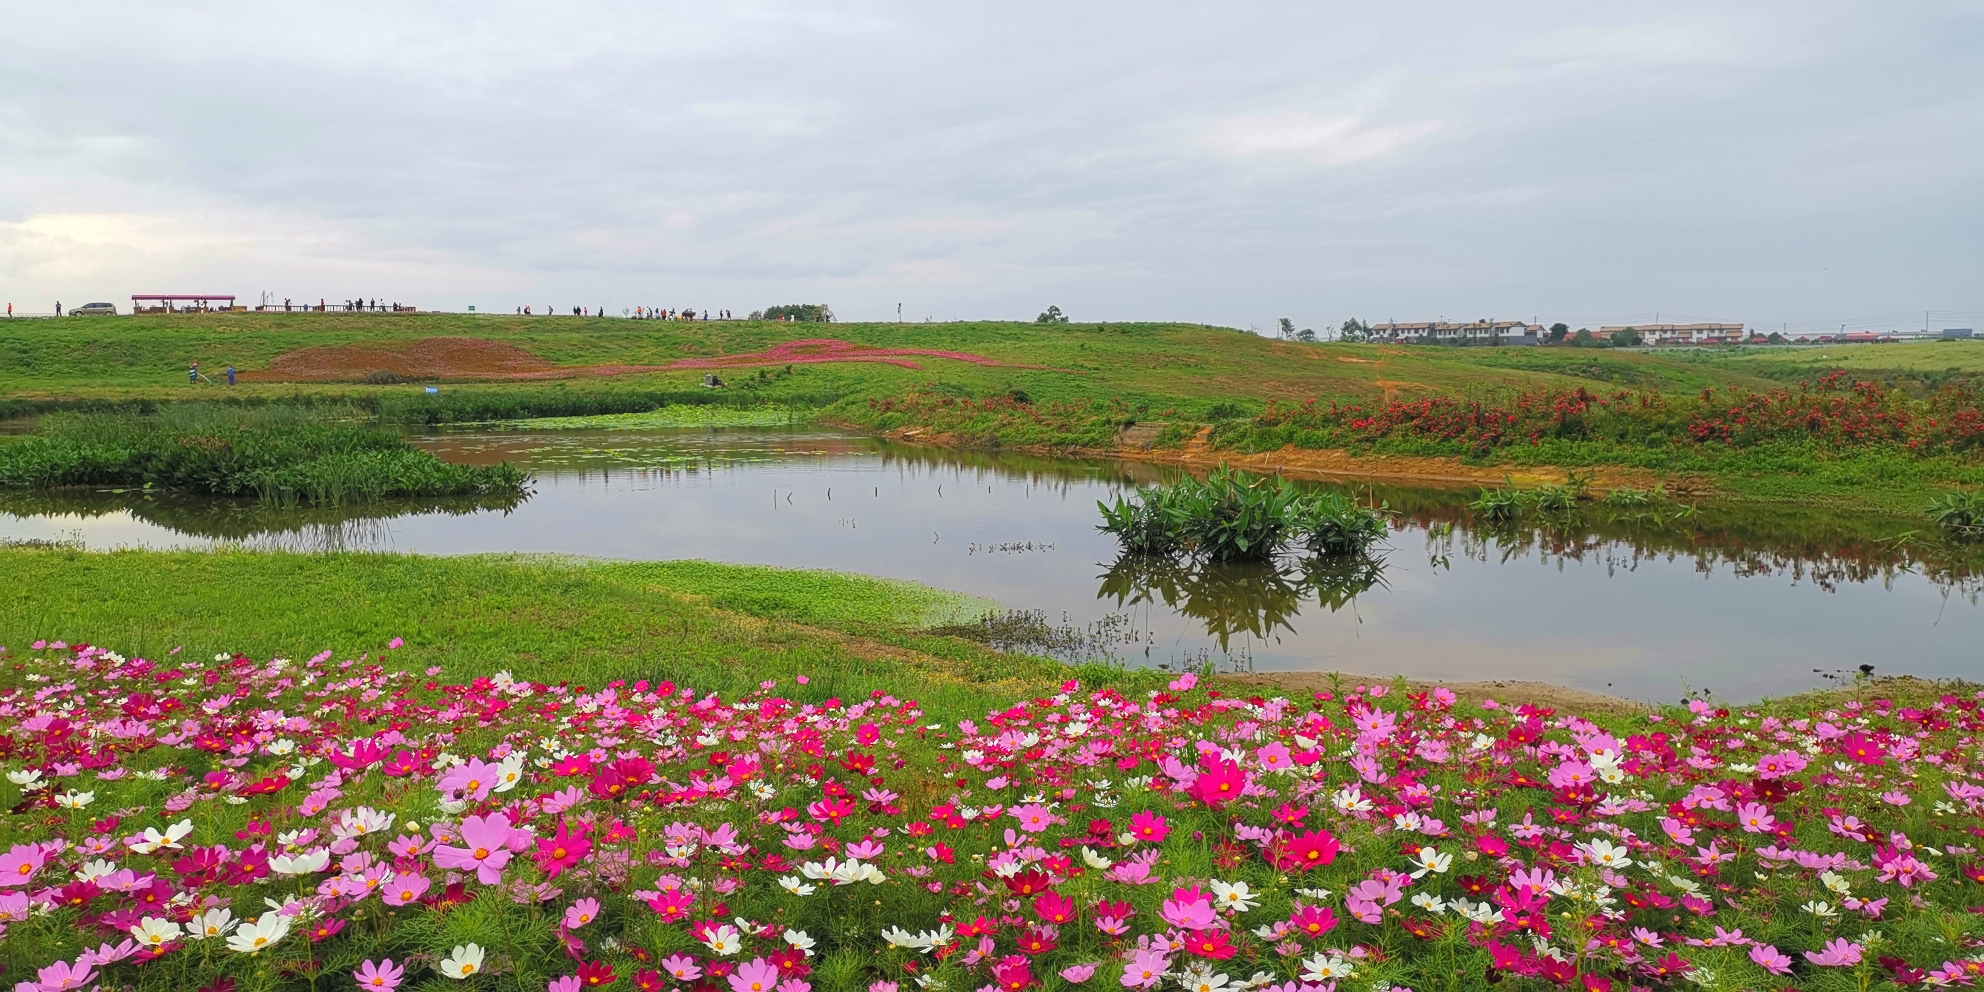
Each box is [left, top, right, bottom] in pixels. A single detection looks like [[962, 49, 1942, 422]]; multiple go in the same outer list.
[[1294, 887, 1332, 900], [75, 859, 118, 883], [777, 876, 817, 896], [267, 739, 296, 755], [128, 820, 194, 854], [1209, 880, 1259, 913], [1802, 900, 1839, 918], [226, 912, 292, 954], [1820, 871, 1852, 895], [1300, 955, 1356, 982], [701, 924, 742, 955], [1331, 786, 1373, 813], [881, 927, 919, 949], [6, 768, 46, 789], [1408, 847, 1453, 878], [1081, 847, 1114, 870], [438, 943, 485, 978], [1581, 840, 1632, 870], [130, 917, 182, 949], [491, 753, 526, 793], [269, 850, 331, 876], [55, 790, 95, 809], [784, 930, 816, 956], [751, 781, 778, 800], [1411, 892, 1447, 914], [187, 908, 238, 940]]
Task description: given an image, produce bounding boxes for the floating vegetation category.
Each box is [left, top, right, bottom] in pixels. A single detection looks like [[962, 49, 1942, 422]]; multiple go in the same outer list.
[[928, 608, 1136, 662], [495, 405, 804, 429], [1097, 465, 1389, 562]]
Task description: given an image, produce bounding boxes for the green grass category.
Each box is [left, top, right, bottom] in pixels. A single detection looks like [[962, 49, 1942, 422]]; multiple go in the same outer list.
[[0, 547, 1134, 720], [0, 404, 526, 504]]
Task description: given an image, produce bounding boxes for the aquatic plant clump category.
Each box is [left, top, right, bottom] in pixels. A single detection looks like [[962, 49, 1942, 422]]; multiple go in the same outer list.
[[6, 642, 1984, 992], [0, 412, 526, 505], [1928, 490, 1984, 541], [1100, 468, 1388, 562]]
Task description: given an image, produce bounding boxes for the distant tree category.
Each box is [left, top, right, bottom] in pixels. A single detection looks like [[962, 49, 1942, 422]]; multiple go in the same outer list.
[[1036, 305, 1070, 324], [1278, 317, 1296, 339], [1610, 327, 1643, 347], [1296, 327, 1317, 342], [747, 310, 766, 320], [1548, 322, 1569, 343], [765, 304, 834, 322], [1338, 318, 1371, 342], [1572, 328, 1595, 347], [1767, 331, 1787, 344]]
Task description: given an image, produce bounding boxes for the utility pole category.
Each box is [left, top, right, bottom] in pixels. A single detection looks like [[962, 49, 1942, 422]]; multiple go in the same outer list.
[[897, 303, 902, 323]]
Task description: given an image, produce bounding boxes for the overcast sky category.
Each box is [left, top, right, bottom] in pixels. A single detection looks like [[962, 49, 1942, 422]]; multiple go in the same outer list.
[[2, 1, 1979, 329]]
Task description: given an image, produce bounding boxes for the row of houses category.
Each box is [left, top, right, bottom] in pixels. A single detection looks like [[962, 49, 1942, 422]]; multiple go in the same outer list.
[[1370, 320, 1748, 346]]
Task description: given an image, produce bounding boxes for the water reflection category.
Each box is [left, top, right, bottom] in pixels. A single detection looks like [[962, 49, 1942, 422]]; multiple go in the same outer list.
[[1098, 554, 1390, 650], [0, 490, 526, 552], [1, 424, 1979, 698]]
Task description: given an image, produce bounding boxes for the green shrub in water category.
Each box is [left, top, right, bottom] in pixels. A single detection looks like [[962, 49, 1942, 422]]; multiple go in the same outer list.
[[1469, 486, 1528, 522], [1927, 489, 1983, 540], [1098, 466, 1387, 561]]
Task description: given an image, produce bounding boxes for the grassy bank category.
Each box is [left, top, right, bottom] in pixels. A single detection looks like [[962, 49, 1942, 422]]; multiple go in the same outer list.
[[0, 546, 1141, 716], [0, 403, 525, 504], [5, 313, 1983, 512]]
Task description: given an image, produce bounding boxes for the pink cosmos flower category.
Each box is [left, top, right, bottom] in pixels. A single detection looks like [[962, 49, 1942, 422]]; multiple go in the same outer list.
[[1748, 945, 1792, 975], [1804, 938, 1863, 967], [1753, 752, 1807, 779], [1127, 811, 1169, 844], [1735, 802, 1775, 834], [354, 959, 405, 992], [432, 813, 515, 884], [381, 875, 430, 906], [728, 958, 781, 992], [1159, 887, 1217, 930], [660, 955, 702, 982], [436, 758, 499, 801], [549, 978, 581, 992], [1119, 948, 1170, 989], [1546, 761, 1595, 789], [564, 897, 602, 929], [33, 959, 95, 992], [1, 844, 45, 888], [1058, 964, 1097, 984], [1287, 904, 1337, 939], [1010, 804, 1054, 834]]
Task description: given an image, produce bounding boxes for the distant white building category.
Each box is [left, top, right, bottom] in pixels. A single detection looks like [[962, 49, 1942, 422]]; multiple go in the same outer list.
[[1370, 320, 1542, 346], [1601, 322, 1745, 345]]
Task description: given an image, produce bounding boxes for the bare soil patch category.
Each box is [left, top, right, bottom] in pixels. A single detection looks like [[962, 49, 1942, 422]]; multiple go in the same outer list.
[[247, 336, 1045, 382], [248, 337, 566, 382]]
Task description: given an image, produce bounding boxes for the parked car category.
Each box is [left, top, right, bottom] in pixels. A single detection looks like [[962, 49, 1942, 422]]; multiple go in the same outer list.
[[70, 302, 117, 316]]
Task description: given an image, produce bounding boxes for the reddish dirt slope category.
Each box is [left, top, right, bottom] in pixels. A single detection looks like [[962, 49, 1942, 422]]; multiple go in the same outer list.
[[245, 336, 1041, 382]]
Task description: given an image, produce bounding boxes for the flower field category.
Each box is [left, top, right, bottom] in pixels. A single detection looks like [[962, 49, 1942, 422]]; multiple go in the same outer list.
[[3, 641, 1982, 992]]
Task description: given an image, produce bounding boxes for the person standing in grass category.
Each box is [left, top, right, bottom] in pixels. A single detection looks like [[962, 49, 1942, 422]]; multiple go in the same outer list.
[[226, 366, 236, 386], [188, 361, 199, 384]]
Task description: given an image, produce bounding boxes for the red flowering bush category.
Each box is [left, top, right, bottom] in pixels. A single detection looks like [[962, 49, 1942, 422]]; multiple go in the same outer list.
[[3, 642, 1983, 992]]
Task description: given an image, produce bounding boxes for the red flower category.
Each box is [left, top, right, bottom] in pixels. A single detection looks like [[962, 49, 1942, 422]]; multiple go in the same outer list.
[[1274, 829, 1340, 871], [1183, 930, 1237, 960], [578, 960, 618, 988]]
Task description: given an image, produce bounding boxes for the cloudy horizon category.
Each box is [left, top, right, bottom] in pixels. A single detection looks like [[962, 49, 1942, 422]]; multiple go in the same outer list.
[[2, 1, 1979, 331]]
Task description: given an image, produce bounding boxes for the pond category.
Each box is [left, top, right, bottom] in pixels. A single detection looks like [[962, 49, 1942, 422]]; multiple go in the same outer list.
[[3, 424, 1980, 701]]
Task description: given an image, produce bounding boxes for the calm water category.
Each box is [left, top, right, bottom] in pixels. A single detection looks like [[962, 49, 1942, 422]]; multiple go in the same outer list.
[[3, 425, 1980, 701]]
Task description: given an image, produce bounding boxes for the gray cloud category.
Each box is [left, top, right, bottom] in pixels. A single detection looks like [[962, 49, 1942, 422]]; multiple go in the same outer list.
[[2, 1, 1978, 328]]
